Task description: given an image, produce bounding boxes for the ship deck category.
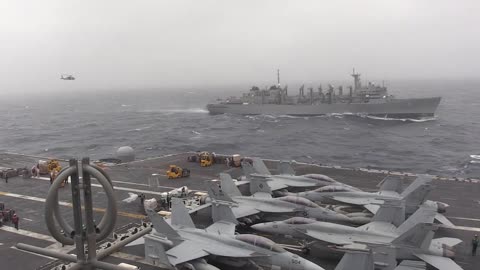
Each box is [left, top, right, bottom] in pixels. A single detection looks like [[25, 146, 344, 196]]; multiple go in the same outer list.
[[0, 152, 479, 270]]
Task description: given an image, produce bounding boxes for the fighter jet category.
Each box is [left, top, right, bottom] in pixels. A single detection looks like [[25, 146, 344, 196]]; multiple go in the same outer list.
[[60, 74, 75, 80], [242, 158, 360, 191], [291, 175, 452, 225], [203, 173, 354, 225], [143, 197, 324, 270], [251, 205, 463, 270]]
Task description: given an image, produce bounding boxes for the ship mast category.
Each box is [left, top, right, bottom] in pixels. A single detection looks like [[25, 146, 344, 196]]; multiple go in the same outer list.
[[277, 69, 280, 87], [351, 68, 361, 91]]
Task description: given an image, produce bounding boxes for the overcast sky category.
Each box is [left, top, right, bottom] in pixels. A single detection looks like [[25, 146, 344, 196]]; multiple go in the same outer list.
[[1, 0, 479, 93]]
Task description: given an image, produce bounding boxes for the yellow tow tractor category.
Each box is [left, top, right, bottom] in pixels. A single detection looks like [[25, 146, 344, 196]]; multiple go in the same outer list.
[[166, 165, 191, 179], [199, 152, 213, 167], [47, 159, 62, 173]]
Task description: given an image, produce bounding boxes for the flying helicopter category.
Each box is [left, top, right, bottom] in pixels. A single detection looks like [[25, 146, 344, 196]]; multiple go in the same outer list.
[[60, 74, 75, 80]]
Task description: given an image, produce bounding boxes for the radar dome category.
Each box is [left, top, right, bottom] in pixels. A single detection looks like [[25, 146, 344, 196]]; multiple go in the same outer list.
[[116, 146, 135, 162]]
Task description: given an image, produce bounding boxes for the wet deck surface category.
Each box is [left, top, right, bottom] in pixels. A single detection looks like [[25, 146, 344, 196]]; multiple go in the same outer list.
[[0, 152, 479, 270]]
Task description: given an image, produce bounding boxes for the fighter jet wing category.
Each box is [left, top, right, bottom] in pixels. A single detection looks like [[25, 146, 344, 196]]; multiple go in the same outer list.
[[357, 221, 397, 234], [394, 260, 426, 270], [413, 253, 463, 270], [205, 220, 236, 235], [167, 239, 269, 266], [435, 213, 455, 226], [166, 241, 209, 265], [265, 180, 289, 191], [298, 229, 354, 245], [232, 205, 261, 219], [434, 237, 462, 247], [364, 204, 380, 214], [327, 196, 385, 206]]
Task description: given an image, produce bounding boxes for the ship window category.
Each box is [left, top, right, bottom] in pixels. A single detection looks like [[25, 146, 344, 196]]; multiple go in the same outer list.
[[284, 217, 316, 225], [235, 234, 286, 253], [278, 196, 319, 208]]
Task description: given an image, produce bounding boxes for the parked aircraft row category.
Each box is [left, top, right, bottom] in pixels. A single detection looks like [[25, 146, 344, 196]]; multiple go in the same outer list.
[[144, 195, 435, 270], [139, 158, 462, 270]]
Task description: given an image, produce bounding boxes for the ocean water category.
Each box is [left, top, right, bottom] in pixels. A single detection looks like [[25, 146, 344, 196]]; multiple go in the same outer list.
[[1, 79, 479, 178]]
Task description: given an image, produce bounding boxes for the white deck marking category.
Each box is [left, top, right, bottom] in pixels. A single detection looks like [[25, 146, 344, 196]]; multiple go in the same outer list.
[[35, 176, 205, 194], [448, 216, 480, 222], [440, 225, 480, 232], [0, 191, 145, 219], [23, 218, 33, 222], [10, 246, 55, 260], [2, 226, 76, 253], [1, 226, 56, 242], [110, 180, 150, 187]]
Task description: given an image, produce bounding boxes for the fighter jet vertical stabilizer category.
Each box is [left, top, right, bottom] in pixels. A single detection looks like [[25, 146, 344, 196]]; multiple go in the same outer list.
[[391, 223, 463, 270], [395, 206, 436, 235], [218, 173, 243, 197], [171, 198, 196, 228], [377, 176, 405, 194], [251, 157, 272, 175], [249, 175, 273, 195], [369, 200, 405, 226], [277, 161, 296, 175]]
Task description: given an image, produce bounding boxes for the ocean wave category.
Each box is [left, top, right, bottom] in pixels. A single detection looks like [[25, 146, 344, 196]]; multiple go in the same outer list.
[[161, 108, 208, 113], [470, 155, 480, 160], [127, 126, 153, 132], [363, 115, 437, 122], [138, 108, 208, 114]]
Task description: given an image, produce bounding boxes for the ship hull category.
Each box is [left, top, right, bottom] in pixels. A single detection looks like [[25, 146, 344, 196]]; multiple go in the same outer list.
[[207, 97, 441, 118]]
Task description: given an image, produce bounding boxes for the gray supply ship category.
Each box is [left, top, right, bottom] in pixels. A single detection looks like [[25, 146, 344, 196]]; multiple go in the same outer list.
[[207, 70, 441, 118]]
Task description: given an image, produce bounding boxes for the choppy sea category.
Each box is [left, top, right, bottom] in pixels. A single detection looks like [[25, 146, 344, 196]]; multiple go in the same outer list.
[[1, 79, 479, 178]]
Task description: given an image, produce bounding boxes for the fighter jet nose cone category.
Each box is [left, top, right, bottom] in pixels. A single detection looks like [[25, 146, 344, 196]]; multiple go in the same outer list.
[[250, 224, 262, 231]]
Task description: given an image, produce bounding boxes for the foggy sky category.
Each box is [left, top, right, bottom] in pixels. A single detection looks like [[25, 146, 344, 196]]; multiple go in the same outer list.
[[1, 0, 479, 94]]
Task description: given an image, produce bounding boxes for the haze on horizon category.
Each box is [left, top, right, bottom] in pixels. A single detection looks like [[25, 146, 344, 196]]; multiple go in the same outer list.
[[1, 0, 479, 95]]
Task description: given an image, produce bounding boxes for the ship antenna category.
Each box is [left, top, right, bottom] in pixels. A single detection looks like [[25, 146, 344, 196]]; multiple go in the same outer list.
[[277, 69, 280, 86], [351, 68, 361, 91]]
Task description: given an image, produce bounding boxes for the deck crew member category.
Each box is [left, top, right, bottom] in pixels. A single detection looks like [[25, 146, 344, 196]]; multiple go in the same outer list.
[[472, 235, 479, 256], [12, 214, 19, 230]]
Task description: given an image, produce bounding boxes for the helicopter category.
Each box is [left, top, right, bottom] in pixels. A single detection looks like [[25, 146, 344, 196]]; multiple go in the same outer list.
[[60, 74, 75, 80]]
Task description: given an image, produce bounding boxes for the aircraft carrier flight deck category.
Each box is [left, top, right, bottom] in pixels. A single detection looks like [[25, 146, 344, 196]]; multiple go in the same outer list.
[[0, 152, 479, 270]]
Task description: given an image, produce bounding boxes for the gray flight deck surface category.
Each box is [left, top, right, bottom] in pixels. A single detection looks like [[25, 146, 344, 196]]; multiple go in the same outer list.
[[0, 152, 479, 270]]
